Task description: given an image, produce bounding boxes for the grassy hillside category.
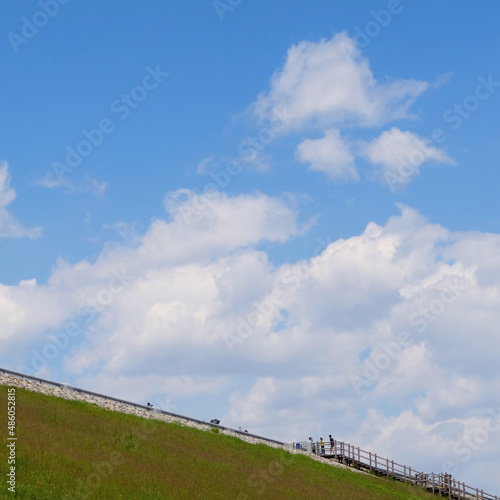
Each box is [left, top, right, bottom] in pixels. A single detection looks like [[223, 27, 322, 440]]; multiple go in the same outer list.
[[0, 385, 437, 499]]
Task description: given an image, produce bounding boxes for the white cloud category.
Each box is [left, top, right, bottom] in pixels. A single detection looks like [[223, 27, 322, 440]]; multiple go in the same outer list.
[[362, 127, 455, 189], [0, 163, 16, 207], [251, 33, 428, 130], [0, 190, 302, 352], [0, 162, 42, 239], [36, 173, 67, 189], [296, 129, 358, 181], [2, 196, 500, 493], [103, 220, 141, 244], [36, 172, 108, 197], [160, 189, 304, 263], [206, 35, 445, 188], [84, 176, 108, 196]]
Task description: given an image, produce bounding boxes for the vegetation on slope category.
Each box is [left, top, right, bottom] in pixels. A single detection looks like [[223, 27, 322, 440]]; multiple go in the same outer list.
[[0, 385, 438, 499]]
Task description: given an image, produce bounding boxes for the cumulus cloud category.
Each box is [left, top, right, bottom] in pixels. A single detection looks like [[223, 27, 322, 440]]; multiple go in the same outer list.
[[201, 34, 446, 188], [251, 33, 428, 130], [2, 195, 500, 492], [296, 129, 358, 181], [0, 189, 302, 352], [361, 127, 455, 189], [160, 189, 304, 263], [0, 162, 42, 239]]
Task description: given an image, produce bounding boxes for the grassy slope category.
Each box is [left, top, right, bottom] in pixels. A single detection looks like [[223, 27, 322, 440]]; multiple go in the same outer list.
[[0, 385, 438, 500]]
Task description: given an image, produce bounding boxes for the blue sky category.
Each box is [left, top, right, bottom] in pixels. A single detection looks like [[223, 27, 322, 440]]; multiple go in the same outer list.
[[2, 0, 500, 494]]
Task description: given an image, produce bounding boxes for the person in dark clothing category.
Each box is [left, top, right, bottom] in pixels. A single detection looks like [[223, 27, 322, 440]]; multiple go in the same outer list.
[[329, 434, 334, 453]]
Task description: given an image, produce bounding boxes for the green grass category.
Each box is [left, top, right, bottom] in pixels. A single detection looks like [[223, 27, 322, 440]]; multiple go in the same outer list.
[[0, 385, 438, 499]]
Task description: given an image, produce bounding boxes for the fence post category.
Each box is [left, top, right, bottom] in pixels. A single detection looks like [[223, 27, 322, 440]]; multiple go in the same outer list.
[[386, 457, 389, 477], [374, 453, 377, 471], [369, 452, 372, 473], [404, 465, 406, 482]]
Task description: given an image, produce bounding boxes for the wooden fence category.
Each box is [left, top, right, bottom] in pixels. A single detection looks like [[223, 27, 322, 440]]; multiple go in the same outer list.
[[305, 440, 499, 499]]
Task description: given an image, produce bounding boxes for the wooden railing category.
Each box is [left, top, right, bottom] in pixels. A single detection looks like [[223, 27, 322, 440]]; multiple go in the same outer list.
[[305, 440, 499, 499]]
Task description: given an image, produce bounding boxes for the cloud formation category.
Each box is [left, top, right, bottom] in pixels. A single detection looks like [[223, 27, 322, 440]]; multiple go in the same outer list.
[[251, 33, 428, 130], [296, 129, 358, 180], [1, 193, 500, 492], [0, 162, 41, 239], [362, 127, 455, 189], [36, 172, 108, 197], [235, 33, 455, 189]]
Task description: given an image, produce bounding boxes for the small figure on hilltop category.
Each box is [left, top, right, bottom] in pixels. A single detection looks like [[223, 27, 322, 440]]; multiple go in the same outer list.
[[329, 434, 334, 453], [320, 437, 325, 455], [308, 437, 316, 454]]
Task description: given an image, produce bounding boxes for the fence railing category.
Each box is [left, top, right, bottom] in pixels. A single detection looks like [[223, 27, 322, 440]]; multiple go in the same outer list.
[[301, 440, 499, 499]]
